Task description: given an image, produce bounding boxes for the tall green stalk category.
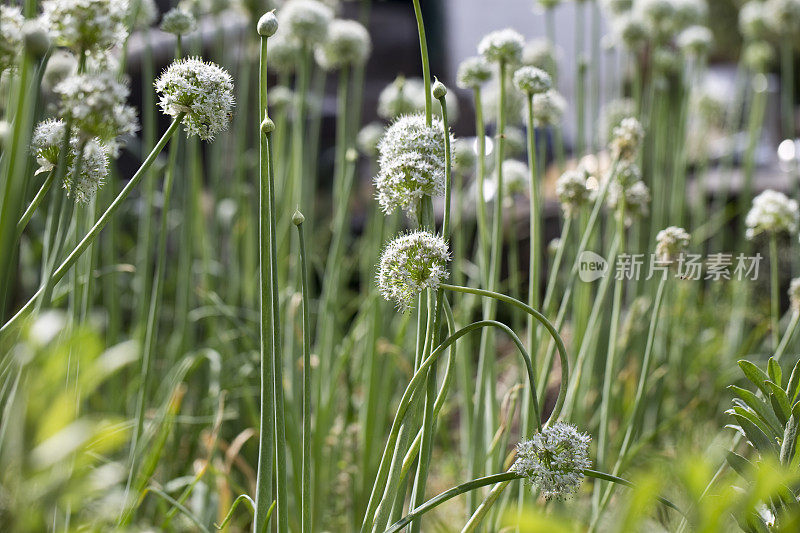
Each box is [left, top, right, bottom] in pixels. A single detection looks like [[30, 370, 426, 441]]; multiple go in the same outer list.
[[294, 210, 312, 533]]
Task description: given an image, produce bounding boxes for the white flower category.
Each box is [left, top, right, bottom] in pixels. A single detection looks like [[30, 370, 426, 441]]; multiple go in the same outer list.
[[743, 40, 774, 72], [315, 18, 371, 70], [378, 231, 450, 310], [130, 0, 158, 29], [453, 138, 476, 176], [522, 38, 557, 77], [42, 0, 128, 52], [556, 168, 591, 216], [0, 6, 24, 72], [32, 119, 110, 203], [64, 139, 110, 203], [765, 0, 800, 35], [268, 28, 302, 74], [478, 28, 524, 64], [378, 77, 459, 122], [356, 122, 384, 157], [55, 71, 139, 152], [513, 65, 552, 94], [612, 12, 649, 51], [677, 25, 713, 56], [598, 98, 636, 145], [739, 2, 772, 40], [493, 159, 529, 198], [512, 422, 592, 500], [608, 179, 650, 223], [375, 114, 452, 214], [531, 89, 566, 127], [456, 56, 492, 90], [482, 78, 525, 126], [42, 51, 78, 92], [609, 117, 644, 161], [789, 278, 800, 312], [655, 226, 690, 262], [280, 0, 333, 44], [155, 57, 235, 141], [745, 189, 800, 240], [160, 7, 197, 35]]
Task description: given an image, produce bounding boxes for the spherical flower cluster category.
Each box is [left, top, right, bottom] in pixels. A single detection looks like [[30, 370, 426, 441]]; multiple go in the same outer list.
[[655, 226, 690, 262], [268, 30, 302, 74], [511, 422, 592, 500], [494, 159, 529, 198], [377, 231, 451, 310], [42, 0, 128, 52], [598, 98, 636, 145], [453, 138, 476, 176], [522, 38, 557, 77], [609, 117, 644, 161], [789, 278, 800, 312], [556, 168, 591, 216], [513, 66, 552, 95], [55, 71, 139, 151], [0, 6, 24, 72], [31, 119, 110, 203], [503, 126, 527, 158], [375, 114, 451, 213], [377, 77, 418, 120], [745, 189, 800, 240], [531, 89, 566, 127], [160, 7, 197, 35], [739, 2, 772, 40], [601, 0, 633, 16], [155, 57, 235, 141], [456, 56, 492, 90], [478, 28, 524, 64], [743, 41, 774, 72], [637, 0, 676, 36], [315, 18, 371, 70], [677, 25, 713, 56], [483, 79, 524, 126], [356, 121, 384, 157], [612, 13, 649, 51], [608, 179, 650, 223], [279, 0, 333, 44], [270, 85, 294, 111], [765, 0, 800, 35]]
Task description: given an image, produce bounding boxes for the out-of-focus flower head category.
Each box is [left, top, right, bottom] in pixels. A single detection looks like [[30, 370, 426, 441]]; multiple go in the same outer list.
[[745, 189, 800, 240], [531, 89, 566, 127], [160, 7, 197, 35], [478, 28, 525, 65], [513, 65, 552, 94], [456, 56, 492, 90], [42, 0, 128, 52], [609, 117, 644, 161], [556, 167, 592, 216], [655, 226, 691, 262], [0, 6, 25, 72], [677, 25, 713, 57], [522, 38, 558, 78], [279, 0, 333, 44], [356, 121, 384, 158], [314, 18, 371, 70]]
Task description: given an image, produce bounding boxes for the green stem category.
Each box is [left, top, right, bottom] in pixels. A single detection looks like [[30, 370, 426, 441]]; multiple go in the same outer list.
[[1, 116, 183, 335], [770, 233, 780, 351], [15, 169, 55, 238], [295, 213, 312, 533], [412, 0, 432, 125]]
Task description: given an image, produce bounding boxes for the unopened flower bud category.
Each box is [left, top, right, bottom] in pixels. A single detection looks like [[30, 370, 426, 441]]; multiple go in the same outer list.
[[258, 10, 279, 37], [23, 21, 51, 59], [292, 210, 305, 226], [432, 79, 447, 100], [261, 115, 276, 134]]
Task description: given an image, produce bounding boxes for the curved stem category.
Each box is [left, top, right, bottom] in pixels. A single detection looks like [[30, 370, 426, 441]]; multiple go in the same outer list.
[[442, 282, 562, 424], [0, 116, 184, 335]]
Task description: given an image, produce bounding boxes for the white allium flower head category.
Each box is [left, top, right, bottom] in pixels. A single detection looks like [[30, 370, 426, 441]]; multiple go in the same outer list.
[[739, 2, 772, 40], [513, 65, 552, 94], [673, 0, 708, 27], [456, 56, 492, 90], [609, 117, 644, 161], [378, 77, 418, 120], [160, 7, 197, 35], [31, 119, 68, 173], [789, 278, 800, 312], [613, 12, 649, 50], [42, 51, 78, 92], [42, 0, 128, 52], [637, 0, 676, 28], [494, 159, 529, 198], [503, 126, 527, 158], [655, 226, 690, 262], [280, 0, 333, 44], [268, 29, 302, 74], [64, 138, 110, 203], [478, 28, 525, 64], [677, 25, 713, 56], [269, 85, 294, 111], [745, 189, 800, 240], [598, 98, 636, 145], [356, 121, 384, 157], [743, 40, 774, 72], [378, 231, 451, 310], [511, 422, 592, 500], [556, 168, 591, 216], [375, 113, 453, 214], [0, 6, 25, 72], [765, 0, 800, 35], [522, 38, 557, 76], [531, 89, 566, 127], [155, 57, 235, 141], [130, 0, 158, 30], [315, 18, 371, 70], [453, 138, 476, 176], [608, 179, 650, 222], [55, 71, 139, 150]]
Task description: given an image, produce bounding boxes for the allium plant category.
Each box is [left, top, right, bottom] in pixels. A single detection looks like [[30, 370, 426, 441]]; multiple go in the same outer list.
[[745, 189, 800, 240], [42, 0, 128, 52], [0, 5, 24, 72]]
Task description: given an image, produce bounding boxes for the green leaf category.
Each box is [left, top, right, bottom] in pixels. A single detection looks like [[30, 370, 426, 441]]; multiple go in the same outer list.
[[768, 357, 782, 388], [787, 358, 800, 404], [732, 413, 780, 456], [738, 360, 771, 397], [729, 385, 783, 436], [767, 381, 791, 424], [731, 405, 778, 441], [781, 414, 799, 465], [726, 451, 755, 478]]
